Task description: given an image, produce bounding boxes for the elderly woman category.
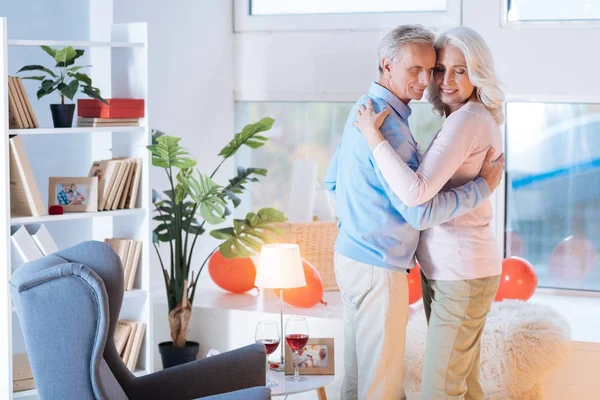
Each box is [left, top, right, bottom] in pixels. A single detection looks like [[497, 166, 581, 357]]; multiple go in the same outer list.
[[355, 26, 505, 400]]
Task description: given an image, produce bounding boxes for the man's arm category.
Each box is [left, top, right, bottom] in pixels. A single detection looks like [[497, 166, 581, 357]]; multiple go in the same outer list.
[[371, 148, 504, 230], [324, 144, 340, 192]]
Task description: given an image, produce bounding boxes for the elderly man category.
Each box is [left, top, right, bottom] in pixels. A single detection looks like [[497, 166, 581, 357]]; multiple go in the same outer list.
[[325, 24, 504, 400]]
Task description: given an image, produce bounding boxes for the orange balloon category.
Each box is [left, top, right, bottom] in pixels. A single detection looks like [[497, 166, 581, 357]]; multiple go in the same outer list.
[[275, 259, 327, 308], [548, 235, 598, 281], [408, 263, 422, 305], [495, 257, 537, 302], [208, 250, 257, 293]]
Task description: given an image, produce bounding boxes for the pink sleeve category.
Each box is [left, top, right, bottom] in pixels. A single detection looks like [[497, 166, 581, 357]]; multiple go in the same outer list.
[[372, 111, 479, 206]]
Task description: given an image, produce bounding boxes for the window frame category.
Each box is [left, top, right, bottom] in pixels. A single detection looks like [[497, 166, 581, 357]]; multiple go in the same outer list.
[[500, 0, 600, 30], [233, 0, 462, 33]]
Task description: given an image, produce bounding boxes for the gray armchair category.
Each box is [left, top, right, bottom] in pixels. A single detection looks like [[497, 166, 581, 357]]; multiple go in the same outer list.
[[10, 240, 270, 400]]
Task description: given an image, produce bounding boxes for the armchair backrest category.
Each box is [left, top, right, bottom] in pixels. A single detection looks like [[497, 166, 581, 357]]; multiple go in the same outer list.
[[10, 241, 133, 400]]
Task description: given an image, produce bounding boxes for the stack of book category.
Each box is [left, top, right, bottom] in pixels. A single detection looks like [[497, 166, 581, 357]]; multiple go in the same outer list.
[[105, 237, 142, 291], [114, 320, 146, 372], [7, 76, 38, 129], [76, 117, 141, 127], [13, 353, 35, 392], [88, 158, 142, 211]]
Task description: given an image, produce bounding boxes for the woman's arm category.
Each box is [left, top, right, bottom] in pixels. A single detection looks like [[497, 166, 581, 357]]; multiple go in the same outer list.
[[355, 99, 480, 207]]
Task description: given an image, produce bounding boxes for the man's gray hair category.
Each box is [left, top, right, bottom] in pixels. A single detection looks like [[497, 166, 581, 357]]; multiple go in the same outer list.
[[377, 24, 435, 74]]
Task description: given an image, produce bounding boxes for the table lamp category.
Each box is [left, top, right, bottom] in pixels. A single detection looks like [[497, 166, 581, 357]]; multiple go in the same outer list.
[[254, 243, 307, 371]]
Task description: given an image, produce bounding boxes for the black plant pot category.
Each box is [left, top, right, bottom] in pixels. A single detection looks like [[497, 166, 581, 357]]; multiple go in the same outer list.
[[50, 104, 75, 128], [158, 341, 199, 369]]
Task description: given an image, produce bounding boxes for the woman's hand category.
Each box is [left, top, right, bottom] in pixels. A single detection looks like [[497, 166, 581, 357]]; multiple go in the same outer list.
[[353, 98, 390, 150]]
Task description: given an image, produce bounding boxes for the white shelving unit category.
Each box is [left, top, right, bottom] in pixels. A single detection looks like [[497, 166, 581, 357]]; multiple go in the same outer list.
[[0, 17, 154, 400]]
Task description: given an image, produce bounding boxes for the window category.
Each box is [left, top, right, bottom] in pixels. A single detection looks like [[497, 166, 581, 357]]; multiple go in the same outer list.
[[250, 0, 447, 16], [234, 0, 461, 32], [234, 101, 442, 214], [507, 0, 600, 22], [505, 102, 600, 291]]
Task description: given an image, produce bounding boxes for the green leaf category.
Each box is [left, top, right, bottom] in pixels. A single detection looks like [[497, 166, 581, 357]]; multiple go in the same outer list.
[[177, 172, 227, 225], [20, 76, 46, 81], [147, 135, 197, 169], [211, 207, 285, 258], [152, 192, 205, 243], [222, 167, 268, 207], [67, 65, 91, 72], [40, 45, 57, 58], [218, 117, 274, 159], [17, 65, 57, 78], [36, 88, 48, 100], [42, 79, 57, 92], [54, 46, 78, 66], [56, 49, 85, 67], [71, 72, 92, 86], [81, 85, 108, 105], [59, 80, 79, 100], [152, 129, 166, 145]]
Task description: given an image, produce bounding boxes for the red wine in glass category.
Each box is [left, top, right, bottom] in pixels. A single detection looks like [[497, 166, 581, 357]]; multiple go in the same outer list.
[[259, 339, 280, 355], [285, 334, 309, 351]]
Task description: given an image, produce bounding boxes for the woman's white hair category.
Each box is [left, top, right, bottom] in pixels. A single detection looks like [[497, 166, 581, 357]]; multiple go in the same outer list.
[[427, 26, 505, 125], [377, 24, 435, 75]]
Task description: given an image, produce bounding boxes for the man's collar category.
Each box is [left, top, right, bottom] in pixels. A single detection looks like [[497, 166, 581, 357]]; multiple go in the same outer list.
[[367, 82, 412, 122]]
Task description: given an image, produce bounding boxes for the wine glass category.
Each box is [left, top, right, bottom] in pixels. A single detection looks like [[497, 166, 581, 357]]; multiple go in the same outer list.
[[255, 320, 280, 388], [285, 317, 309, 382]]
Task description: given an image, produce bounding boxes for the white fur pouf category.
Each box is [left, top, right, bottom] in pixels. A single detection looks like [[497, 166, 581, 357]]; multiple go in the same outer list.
[[404, 300, 571, 400]]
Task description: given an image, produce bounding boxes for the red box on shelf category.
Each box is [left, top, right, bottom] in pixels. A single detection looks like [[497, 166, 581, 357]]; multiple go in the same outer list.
[[77, 98, 145, 119]]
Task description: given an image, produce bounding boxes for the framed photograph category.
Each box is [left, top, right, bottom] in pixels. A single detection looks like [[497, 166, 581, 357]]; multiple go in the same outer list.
[[285, 338, 334, 375], [48, 177, 98, 212]]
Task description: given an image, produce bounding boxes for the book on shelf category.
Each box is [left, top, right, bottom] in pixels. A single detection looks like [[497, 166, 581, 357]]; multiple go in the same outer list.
[[105, 237, 142, 291], [9, 135, 46, 218], [11, 225, 44, 263], [88, 157, 142, 211], [13, 353, 35, 392], [76, 117, 141, 127], [115, 319, 146, 372], [7, 76, 39, 129], [30, 224, 60, 256]]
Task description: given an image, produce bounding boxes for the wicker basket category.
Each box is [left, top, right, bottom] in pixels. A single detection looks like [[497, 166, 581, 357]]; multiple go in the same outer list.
[[266, 221, 340, 292]]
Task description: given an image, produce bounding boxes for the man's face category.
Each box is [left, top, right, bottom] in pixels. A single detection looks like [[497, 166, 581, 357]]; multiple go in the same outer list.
[[381, 43, 436, 104], [62, 184, 70, 192], [319, 348, 326, 359]]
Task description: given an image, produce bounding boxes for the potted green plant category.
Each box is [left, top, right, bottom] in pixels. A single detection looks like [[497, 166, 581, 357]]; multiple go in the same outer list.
[[148, 117, 285, 368], [18, 46, 108, 128]]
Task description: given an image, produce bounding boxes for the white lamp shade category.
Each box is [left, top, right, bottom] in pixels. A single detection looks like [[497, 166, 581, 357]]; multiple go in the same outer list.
[[254, 243, 307, 289]]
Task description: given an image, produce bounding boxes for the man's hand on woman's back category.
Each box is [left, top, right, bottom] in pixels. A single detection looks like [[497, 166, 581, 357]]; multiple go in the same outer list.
[[479, 147, 505, 192]]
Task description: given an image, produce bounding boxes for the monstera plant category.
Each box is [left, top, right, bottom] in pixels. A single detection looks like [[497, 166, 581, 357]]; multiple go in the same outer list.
[[148, 118, 284, 367]]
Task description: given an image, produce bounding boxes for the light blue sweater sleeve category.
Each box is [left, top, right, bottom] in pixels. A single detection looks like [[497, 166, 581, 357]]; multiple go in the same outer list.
[[371, 158, 491, 231]]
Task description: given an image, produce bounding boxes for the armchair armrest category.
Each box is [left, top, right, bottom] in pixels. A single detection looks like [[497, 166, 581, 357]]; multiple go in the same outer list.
[[131, 343, 267, 399], [201, 387, 271, 400]]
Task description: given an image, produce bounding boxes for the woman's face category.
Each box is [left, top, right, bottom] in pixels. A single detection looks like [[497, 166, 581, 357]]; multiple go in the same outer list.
[[433, 45, 475, 110]]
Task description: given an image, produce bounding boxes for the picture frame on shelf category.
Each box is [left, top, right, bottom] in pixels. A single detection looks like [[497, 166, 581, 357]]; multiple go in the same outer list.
[[284, 337, 334, 375], [48, 177, 98, 212]]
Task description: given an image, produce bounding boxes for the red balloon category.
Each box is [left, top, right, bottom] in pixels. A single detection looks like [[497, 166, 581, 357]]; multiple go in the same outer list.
[[208, 250, 257, 293], [495, 257, 537, 301], [548, 235, 598, 281], [408, 263, 422, 305], [275, 259, 326, 308]]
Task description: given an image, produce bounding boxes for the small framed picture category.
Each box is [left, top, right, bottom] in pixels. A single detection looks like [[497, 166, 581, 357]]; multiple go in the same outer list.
[[48, 177, 98, 212], [285, 337, 334, 375]]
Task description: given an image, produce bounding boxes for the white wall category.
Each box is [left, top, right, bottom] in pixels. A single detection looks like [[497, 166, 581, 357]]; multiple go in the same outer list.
[[113, 0, 235, 362]]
